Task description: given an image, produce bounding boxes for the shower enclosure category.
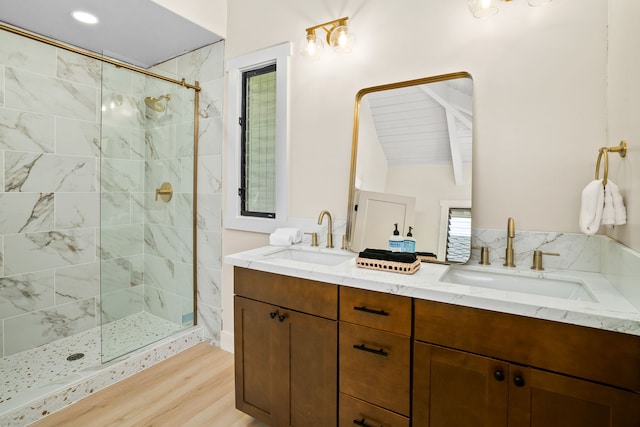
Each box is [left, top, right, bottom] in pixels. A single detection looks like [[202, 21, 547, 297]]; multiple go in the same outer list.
[[0, 23, 206, 420]]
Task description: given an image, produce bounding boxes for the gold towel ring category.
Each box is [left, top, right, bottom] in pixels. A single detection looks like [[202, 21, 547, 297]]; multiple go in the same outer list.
[[595, 141, 627, 187]]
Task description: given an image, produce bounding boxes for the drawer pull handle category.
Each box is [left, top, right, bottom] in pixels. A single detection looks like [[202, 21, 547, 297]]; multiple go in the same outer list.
[[513, 375, 526, 387], [353, 344, 388, 357], [494, 370, 505, 382], [269, 311, 277, 319], [278, 314, 286, 322], [353, 306, 389, 316], [353, 418, 381, 427]]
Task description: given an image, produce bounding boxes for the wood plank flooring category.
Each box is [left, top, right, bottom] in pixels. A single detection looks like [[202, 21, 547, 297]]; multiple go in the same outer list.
[[32, 343, 269, 427]]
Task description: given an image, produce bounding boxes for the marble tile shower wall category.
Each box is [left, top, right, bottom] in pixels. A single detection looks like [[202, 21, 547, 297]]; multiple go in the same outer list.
[[0, 30, 103, 357], [0, 28, 225, 356], [151, 42, 225, 346]]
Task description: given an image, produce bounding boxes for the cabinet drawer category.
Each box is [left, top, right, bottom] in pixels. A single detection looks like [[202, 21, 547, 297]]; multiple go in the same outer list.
[[234, 267, 338, 319], [414, 299, 640, 392], [340, 286, 411, 335], [339, 322, 411, 416], [339, 393, 409, 427]]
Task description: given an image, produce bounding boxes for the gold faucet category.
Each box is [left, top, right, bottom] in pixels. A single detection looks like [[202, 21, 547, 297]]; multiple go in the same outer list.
[[317, 210, 334, 248], [504, 217, 516, 267]]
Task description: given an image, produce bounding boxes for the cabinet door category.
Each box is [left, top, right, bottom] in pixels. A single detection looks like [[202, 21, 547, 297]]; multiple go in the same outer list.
[[234, 296, 280, 425], [509, 366, 640, 427], [281, 308, 337, 427], [413, 343, 509, 427]]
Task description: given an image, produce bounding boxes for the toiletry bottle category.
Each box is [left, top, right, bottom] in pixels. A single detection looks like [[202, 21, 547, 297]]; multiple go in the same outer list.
[[403, 226, 416, 253], [389, 223, 404, 252]]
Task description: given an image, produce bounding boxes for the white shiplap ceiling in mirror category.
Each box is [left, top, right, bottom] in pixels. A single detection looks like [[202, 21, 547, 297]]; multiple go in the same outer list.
[[365, 79, 472, 167], [0, 0, 222, 69]]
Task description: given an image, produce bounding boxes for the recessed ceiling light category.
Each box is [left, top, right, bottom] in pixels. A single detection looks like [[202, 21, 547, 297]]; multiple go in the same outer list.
[[72, 11, 99, 25]]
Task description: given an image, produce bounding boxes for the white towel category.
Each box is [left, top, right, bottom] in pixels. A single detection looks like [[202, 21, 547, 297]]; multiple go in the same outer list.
[[269, 227, 302, 246], [602, 181, 627, 226], [579, 179, 605, 235]]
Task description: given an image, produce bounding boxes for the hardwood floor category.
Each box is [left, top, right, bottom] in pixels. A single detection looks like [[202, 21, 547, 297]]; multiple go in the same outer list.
[[32, 343, 269, 427]]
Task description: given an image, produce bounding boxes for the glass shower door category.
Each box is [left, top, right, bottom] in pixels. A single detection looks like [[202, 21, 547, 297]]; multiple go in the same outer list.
[[99, 62, 196, 363]]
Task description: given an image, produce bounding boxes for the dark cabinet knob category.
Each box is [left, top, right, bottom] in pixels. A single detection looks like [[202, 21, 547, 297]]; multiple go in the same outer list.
[[513, 375, 525, 387], [493, 370, 505, 382], [278, 314, 286, 322], [269, 311, 277, 319]]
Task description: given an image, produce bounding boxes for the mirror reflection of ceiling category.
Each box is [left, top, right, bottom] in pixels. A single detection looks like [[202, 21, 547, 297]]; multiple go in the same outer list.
[[364, 79, 473, 168], [0, 0, 222, 69]]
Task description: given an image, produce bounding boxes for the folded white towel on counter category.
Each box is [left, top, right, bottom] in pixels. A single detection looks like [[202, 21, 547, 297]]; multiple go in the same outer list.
[[602, 180, 627, 226], [269, 227, 303, 246], [579, 179, 605, 235]]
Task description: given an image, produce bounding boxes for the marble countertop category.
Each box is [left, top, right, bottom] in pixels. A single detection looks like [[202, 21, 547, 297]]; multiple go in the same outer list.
[[224, 245, 640, 337]]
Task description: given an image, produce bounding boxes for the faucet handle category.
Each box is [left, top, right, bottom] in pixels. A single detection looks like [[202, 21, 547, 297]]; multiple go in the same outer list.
[[531, 250, 560, 271], [304, 232, 319, 247]]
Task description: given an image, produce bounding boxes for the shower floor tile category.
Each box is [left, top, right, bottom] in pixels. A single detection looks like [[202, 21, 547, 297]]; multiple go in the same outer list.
[[0, 312, 183, 410]]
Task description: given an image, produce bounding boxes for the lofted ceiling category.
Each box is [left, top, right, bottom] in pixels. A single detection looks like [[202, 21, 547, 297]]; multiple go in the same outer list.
[[365, 79, 473, 170], [0, 0, 223, 69]]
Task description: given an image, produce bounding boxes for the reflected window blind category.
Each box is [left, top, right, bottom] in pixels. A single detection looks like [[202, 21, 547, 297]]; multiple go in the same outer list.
[[446, 208, 471, 263], [240, 64, 276, 218]]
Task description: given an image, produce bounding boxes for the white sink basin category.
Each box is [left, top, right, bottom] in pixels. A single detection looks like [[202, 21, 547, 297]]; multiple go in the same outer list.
[[441, 268, 597, 302], [263, 248, 355, 266]]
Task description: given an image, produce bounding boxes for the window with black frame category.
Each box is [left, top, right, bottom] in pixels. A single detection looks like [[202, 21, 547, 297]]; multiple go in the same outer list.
[[239, 63, 277, 218]]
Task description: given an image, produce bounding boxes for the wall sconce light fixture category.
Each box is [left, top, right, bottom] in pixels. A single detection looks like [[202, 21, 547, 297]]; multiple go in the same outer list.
[[468, 0, 552, 18], [300, 17, 354, 59]]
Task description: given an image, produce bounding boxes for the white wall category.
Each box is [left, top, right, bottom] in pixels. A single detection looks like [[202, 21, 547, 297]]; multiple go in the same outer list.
[[151, 0, 227, 37], [607, 0, 640, 252], [219, 0, 612, 349]]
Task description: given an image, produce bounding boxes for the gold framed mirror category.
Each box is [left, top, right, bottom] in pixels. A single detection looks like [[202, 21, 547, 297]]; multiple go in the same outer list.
[[346, 72, 473, 263]]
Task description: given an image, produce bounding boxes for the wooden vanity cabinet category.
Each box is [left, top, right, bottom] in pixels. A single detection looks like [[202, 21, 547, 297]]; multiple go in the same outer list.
[[234, 267, 338, 427], [338, 287, 412, 426], [413, 299, 640, 427]]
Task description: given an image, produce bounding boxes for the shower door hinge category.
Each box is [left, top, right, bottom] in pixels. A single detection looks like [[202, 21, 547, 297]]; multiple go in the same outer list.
[[238, 117, 244, 126]]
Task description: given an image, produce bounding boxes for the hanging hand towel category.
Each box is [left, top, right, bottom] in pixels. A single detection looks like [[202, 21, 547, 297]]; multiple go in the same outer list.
[[579, 179, 605, 235], [602, 181, 627, 226]]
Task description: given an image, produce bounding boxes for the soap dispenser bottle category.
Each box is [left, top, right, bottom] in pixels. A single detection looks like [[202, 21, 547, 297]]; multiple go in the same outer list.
[[403, 226, 416, 253], [389, 223, 404, 252]]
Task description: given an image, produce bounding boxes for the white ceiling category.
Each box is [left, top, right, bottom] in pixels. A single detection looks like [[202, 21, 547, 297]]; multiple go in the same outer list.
[[0, 0, 223, 69]]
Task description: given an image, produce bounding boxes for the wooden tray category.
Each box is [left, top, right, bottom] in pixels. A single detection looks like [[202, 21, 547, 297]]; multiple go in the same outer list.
[[355, 257, 421, 275]]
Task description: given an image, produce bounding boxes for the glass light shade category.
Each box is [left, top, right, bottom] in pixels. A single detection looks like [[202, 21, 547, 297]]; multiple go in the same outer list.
[[300, 32, 324, 59], [329, 25, 354, 54], [468, 0, 499, 18]]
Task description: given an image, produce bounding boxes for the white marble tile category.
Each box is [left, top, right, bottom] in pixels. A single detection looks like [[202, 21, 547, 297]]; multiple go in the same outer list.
[[55, 192, 99, 229], [175, 261, 194, 300], [101, 125, 133, 159], [149, 58, 178, 79], [0, 30, 56, 77], [143, 254, 175, 292], [145, 125, 176, 160], [197, 302, 221, 346], [197, 155, 222, 194], [100, 257, 134, 293], [177, 42, 224, 83], [0, 109, 55, 153], [175, 122, 195, 158], [101, 63, 134, 95], [99, 224, 143, 260], [56, 49, 101, 87], [5, 152, 96, 192], [198, 78, 223, 121], [0, 319, 3, 357], [4, 229, 95, 276], [0, 65, 4, 107], [144, 191, 175, 226], [55, 117, 100, 157], [0, 236, 4, 277], [0, 270, 55, 319], [101, 92, 144, 129], [100, 285, 143, 324], [55, 262, 100, 304], [143, 286, 182, 324], [100, 192, 131, 226], [197, 230, 221, 270], [0, 192, 54, 234], [4, 298, 96, 355], [196, 193, 222, 232], [175, 193, 193, 229], [197, 116, 223, 156], [130, 128, 145, 160], [5, 67, 96, 121], [100, 158, 143, 192], [144, 224, 179, 261], [197, 266, 221, 309], [180, 158, 194, 194], [145, 159, 181, 196], [131, 192, 144, 224]]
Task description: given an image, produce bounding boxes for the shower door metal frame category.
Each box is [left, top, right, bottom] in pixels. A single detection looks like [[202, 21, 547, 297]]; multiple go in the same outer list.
[[0, 22, 201, 325]]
